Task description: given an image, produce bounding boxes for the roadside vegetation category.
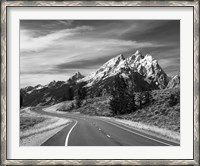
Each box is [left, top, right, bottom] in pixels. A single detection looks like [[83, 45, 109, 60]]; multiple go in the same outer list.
[[74, 87, 180, 133]]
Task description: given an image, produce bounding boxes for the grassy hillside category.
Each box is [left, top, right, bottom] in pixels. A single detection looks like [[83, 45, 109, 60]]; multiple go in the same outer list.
[[20, 108, 47, 131], [75, 88, 180, 132]]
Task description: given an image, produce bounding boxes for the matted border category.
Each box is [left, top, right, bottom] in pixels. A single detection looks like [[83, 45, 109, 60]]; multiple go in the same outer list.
[[1, 1, 199, 165]]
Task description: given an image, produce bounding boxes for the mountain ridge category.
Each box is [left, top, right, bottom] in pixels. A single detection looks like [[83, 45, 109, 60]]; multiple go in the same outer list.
[[80, 50, 169, 90], [20, 49, 180, 106]]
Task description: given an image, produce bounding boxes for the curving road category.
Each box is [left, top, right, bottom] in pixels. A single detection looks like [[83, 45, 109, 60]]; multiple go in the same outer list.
[[31, 108, 179, 146]]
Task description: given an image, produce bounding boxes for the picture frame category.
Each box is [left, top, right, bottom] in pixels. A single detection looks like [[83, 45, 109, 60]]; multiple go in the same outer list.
[[1, 0, 199, 165]]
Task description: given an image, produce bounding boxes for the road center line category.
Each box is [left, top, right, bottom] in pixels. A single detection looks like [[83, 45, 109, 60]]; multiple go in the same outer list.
[[99, 119, 173, 146], [65, 120, 78, 146]]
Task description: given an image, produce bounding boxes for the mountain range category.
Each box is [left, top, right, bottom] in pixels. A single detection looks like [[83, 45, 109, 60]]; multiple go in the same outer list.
[[20, 50, 180, 106]]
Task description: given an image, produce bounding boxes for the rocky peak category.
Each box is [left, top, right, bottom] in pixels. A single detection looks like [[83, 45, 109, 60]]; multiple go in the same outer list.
[[48, 81, 56, 87], [83, 50, 169, 89], [35, 84, 42, 88], [94, 54, 125, 75], [104, 54, 125, 67], [143, 54, 154, 62], [74, 72, 84, 79], [22, 86, 34, 92], [135, 50, 141, 55], [127, 50, 144, 64], [68, 72, 84, 83]]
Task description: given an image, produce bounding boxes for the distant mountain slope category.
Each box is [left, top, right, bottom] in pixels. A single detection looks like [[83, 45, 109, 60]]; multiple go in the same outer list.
[[20, 73, 85, 107]]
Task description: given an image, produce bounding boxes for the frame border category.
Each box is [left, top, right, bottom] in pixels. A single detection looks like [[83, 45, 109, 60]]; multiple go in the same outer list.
[[1, 1, 199, 165]]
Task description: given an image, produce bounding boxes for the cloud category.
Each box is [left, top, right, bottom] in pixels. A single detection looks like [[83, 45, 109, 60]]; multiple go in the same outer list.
[[20, 25, 94, 52], [119, 20, 180, 45], [21, 20, 73, 31]]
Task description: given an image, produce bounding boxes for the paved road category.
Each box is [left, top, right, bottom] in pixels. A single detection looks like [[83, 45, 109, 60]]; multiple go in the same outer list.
[[31, 108, 179, 146]]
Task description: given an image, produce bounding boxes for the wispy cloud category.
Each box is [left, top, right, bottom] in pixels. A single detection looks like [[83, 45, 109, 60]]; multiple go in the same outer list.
[[20, 25, 93, 52]]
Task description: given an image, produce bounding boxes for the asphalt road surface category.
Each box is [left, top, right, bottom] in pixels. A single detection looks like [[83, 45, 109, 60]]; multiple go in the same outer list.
[[31, 108, 179, 146]]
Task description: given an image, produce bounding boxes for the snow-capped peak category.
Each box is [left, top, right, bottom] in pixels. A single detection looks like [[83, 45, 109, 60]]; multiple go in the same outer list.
[[143, 54, 154, 62], [102, 54, 125, 68], [81, 50, 168, 89], [135, 50, 141, 55], [80, 54, 126, 86], [127, 50, 144, 64]]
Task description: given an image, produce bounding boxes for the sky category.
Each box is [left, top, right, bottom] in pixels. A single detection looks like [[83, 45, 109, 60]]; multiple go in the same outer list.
[[20, 20, 180, 88]]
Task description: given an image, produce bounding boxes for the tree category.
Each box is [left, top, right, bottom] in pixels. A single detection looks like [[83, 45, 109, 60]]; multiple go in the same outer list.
[[74, 87, 82, 108], [109, 74, 136, 115], [109, 75, 124, 115], [143, 90, 153, 105], [135, 92, 143, 108], [169, 93, 178, 106], [68, 86, 74, 100], [62, 95, 67, 101], [126, 92, 136, 113], [81, 86, 87, 101]]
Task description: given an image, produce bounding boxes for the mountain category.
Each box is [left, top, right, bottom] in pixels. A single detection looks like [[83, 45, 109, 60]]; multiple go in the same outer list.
[[68, 72, 84, 84], [80, 50, 169, 96], [22, 86, 34, 92], [126, 50, 168, 89], [21, 50, 177, 107], [20, 73, 85, 107], [166, 74, 180, 89]]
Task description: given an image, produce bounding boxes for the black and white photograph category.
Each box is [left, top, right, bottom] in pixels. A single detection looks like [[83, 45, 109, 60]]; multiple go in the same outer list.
[[20, 20, 180, 146]]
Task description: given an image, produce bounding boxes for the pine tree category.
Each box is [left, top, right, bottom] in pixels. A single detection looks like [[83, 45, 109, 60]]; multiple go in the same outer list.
[[169, 93, 178, 106], [126, 91, 136, 113], [75, 87, 82, 108], [68, 86, 74, 100], [135, 92, 143, 108], [74, 85, 88, 108], [62, 95, 67, 101], [81, 86, 87, 101], [109, 74, 131, 115], [144, 90, 153, 105]]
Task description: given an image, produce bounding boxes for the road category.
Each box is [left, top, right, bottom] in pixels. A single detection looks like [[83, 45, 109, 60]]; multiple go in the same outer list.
[[31, 108, 179, 146]]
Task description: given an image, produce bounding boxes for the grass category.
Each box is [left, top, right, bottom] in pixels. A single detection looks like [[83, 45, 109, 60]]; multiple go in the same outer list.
[[20, 117, 46, 131], [20, 108, 48, 131]]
